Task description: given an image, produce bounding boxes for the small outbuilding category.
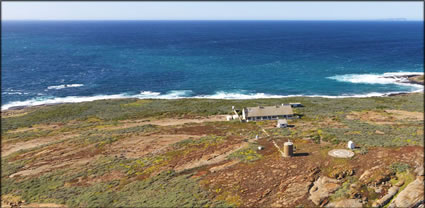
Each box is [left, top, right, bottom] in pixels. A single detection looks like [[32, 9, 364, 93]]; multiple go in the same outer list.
[[226, 115, 232, 121], [347, 141, 355, 149], [276, 119, 288, 128], [289, 103, 303, 107]]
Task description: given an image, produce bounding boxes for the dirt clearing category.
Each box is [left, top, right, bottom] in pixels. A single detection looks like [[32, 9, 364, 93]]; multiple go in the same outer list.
[[346, 110, 423, 125]]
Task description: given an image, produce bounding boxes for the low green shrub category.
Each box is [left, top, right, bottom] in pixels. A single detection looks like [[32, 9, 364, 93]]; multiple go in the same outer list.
[[390, 162, 410, 173], [228, 144, 262, 162]]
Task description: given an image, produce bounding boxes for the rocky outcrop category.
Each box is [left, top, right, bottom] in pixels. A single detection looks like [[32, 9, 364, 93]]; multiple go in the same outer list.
[[309, 176, 341, 206], [329, 167, 355, 180], [326, 199, 362, 208], [383, 74, 424, 86], [407, 75, 424, 85], [414, 165, 424, 176], [388, 178, 424, 208], [272, 181, 312, 207], [372, 186, 399, 207], [359, 166, 394, 186]]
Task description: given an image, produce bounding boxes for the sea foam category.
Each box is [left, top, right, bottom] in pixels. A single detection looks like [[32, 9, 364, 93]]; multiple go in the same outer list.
[[327, 72, 424, 88], [47, 84, 84, 90], [3, 72, 424, 111], [1, 94, 128, 110], [3, 89, 421, 111], [1, 90, 194, 110]]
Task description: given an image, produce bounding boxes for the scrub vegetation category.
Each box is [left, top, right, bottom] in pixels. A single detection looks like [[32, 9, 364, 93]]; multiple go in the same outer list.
[[1, 93, 423, 207]]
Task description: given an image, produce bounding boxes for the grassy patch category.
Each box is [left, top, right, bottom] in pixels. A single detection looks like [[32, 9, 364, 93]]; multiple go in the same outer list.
[[386, 171, 416, 208], [3, 93, 422, 132], [2, 161, 229, 208], [329, 177, 356, 201], [3, 129, 55, 143], [173, 135, 226, 149], [228, 144, 262, 162], [390, 162, 410, 173], [70, 124, 158, 146], [113, 171, 230, 207]]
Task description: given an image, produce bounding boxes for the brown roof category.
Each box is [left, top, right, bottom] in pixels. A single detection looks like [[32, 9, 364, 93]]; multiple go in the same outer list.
[[245, 105, 293, 117]]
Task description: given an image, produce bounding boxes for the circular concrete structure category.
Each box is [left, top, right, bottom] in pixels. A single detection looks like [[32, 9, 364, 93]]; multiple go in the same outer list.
[[328, 149, 355, 158]]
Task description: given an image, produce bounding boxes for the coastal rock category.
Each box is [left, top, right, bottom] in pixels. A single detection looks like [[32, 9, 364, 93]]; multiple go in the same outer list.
[[272, 181, 312, 207], [375, 130, 385, 135], [394, 180, 404, 187], [408, 75, 424, 85], [359, 166, 394, 186], [309, 176, 341, 206], [415, 165, 424, 176], [372, 186, 399, 207], [359, 170, 371, 181], [326, 199, 362, 208], [384, 74, 424, 86], [388, 178, 424, 208], [329, 167, 355, 179]]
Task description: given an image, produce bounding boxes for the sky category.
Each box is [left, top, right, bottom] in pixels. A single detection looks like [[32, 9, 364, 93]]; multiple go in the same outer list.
[[2, 2, 423, 21]]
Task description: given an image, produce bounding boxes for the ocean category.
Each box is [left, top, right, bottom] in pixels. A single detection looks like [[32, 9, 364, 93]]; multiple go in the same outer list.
[[1, 21, 423, 110]]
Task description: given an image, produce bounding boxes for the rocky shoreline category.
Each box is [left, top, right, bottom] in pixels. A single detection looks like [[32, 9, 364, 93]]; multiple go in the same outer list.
[[383, 74, 424, 86], [383, 74, 423, 97], [2, 74, 423, 112]]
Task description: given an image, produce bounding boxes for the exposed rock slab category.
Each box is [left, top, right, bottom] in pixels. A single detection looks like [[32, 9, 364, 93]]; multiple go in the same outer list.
[[388, 178, 424, 208], [326, 199, 362, 208], [309, 176, 341, 206], [415, 165, 424, 176], [272, 181, 312, 207], [372, 186, 399, 207]]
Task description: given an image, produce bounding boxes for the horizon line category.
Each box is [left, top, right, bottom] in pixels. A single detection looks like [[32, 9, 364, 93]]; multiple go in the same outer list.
[[3, 19, 424, 21]]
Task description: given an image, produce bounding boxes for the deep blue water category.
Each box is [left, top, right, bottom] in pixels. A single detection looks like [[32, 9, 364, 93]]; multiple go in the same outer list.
[[1, 21, 424, 109]]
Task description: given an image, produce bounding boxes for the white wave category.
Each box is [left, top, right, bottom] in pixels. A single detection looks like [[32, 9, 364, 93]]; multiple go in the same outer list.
[[47, 84, 84, 90], [2, 92, 29, 95], [159, 90, 193, 99], [2, 89, 29, 95], [136, 90, 193, 99], [139, 91, 161, 97], [194, 91, 285, 99], [327, 72, 424, 88], [1, 90, 194, 110], [2, 89, 421, 111], [194, 91, 419, 99], [382, 72, 424, 76], [1, 94, 128, 110]]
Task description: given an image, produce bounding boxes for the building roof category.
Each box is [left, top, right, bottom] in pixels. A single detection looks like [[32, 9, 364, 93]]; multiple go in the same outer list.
[[245, 105, 293, 117]]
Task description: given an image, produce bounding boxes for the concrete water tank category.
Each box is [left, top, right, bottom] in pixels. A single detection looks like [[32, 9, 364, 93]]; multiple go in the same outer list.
[[283, 141, 293, 157]]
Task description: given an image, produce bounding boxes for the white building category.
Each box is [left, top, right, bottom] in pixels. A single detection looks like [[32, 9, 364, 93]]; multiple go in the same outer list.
[[241, 104, 294, 122], [289, 103, 303, 107], [347, 141, 355, 149], [276, 119, 288, 128]]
